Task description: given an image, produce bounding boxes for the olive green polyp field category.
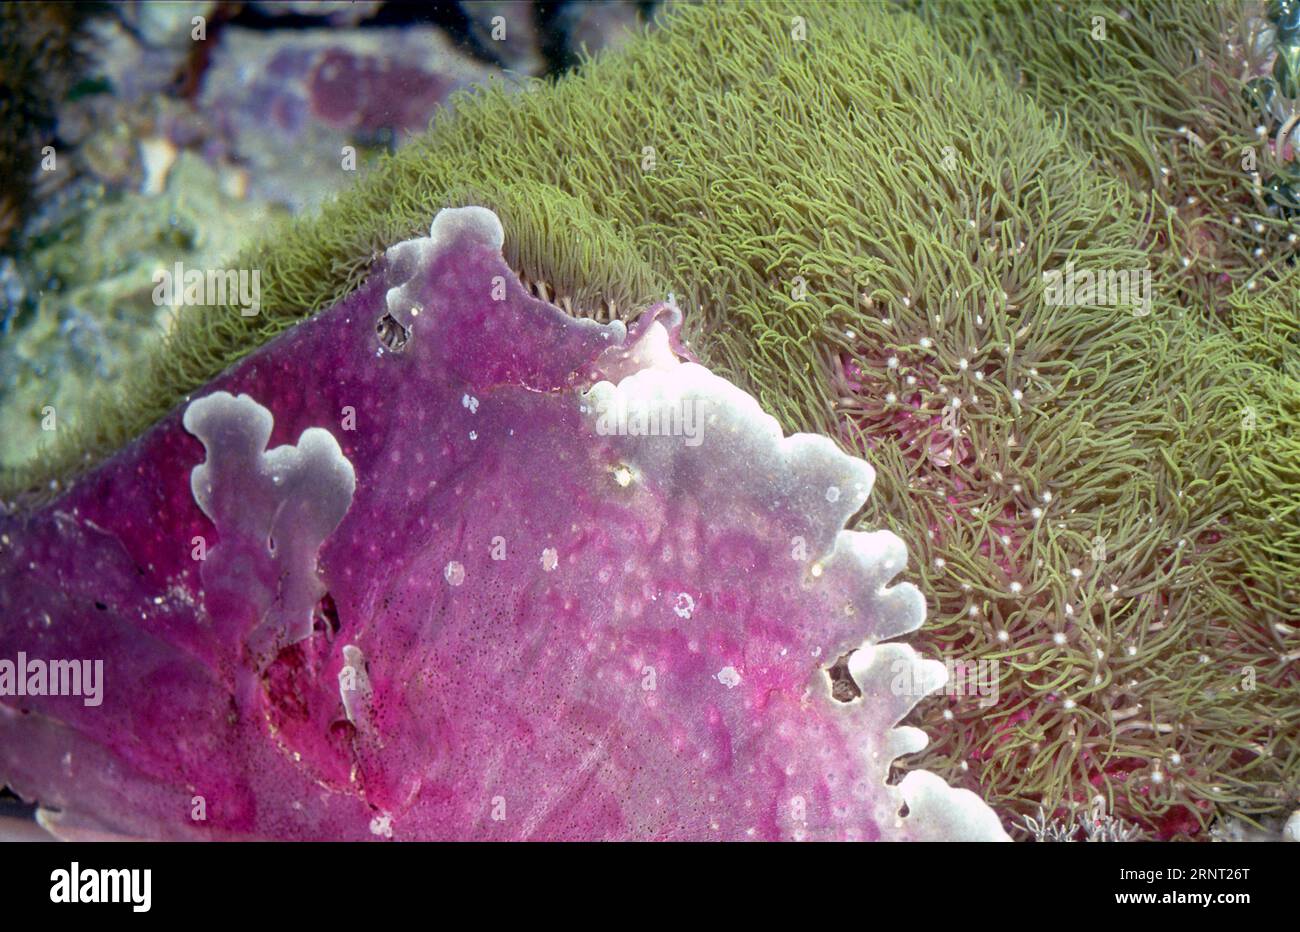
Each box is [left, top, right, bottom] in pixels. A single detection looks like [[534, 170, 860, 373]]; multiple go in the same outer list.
[[7, 1, 1297, 838]]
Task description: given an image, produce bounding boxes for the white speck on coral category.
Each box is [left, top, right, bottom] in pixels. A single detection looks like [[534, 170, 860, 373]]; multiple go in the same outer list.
[[461, 394, 479, 414], [825, 486, 840, 503], [716, 666, 741, 688], [444, 562, 466, 586], [673, 592, 695, 619], [541, 548, 559, 572], [369, 814, 394, 838]]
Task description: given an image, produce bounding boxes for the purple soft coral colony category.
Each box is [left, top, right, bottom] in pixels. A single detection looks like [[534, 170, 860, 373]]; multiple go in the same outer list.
[[0, 208, 1007, 841]]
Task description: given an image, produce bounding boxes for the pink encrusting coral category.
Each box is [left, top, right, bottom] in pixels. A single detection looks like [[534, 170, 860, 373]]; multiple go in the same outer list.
[[0, 208, 1007, 841]]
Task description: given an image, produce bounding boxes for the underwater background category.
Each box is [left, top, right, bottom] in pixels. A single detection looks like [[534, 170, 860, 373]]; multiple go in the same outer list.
[[0, 0, 1296, 842]]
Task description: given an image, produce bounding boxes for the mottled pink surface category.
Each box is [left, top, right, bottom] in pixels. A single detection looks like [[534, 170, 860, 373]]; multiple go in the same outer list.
[[195, 29, 496, 211], [0, 209, 1004, 841]]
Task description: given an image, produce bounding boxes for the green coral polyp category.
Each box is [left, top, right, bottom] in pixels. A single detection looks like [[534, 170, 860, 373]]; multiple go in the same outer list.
[[5, 1, 1297, 838]]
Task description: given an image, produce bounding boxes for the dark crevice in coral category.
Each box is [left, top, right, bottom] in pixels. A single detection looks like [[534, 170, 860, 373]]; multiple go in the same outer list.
[[0, 2, 105, 250], [375, 311, 410, 352], [826, 651, 860, 702], [0, 786, 36, 820], [314, 591, 340, 637], [534, 1, 578, 75]]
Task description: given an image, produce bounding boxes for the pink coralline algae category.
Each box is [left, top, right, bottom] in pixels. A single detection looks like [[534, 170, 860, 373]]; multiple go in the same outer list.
[[0, 208, 1007, 841], [197, 29, 496, 210]]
